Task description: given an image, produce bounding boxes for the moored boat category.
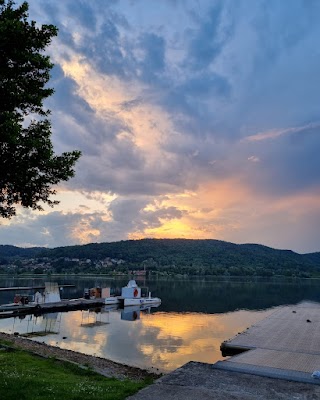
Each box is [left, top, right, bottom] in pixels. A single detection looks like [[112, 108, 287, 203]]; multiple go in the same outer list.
[[119, 280, 161, 307], [104, 297, 120, 305], [0, 282, 65, 309]]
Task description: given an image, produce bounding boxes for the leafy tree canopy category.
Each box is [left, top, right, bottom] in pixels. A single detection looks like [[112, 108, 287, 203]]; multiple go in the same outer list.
[[0, 0, 81, 218]]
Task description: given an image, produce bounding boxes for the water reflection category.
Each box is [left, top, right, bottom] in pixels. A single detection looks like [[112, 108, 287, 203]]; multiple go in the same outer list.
[[135, 309, 275, 371], [0, 304, 272, 372], [8, 312, 61, 337], [2, 276, 320, 313], [80, 308, 111, 327], [1, 277, 320, 372]]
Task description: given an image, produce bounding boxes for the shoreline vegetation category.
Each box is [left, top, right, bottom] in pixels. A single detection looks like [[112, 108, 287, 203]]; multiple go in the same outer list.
[[2, 273, 320, 283], [0, 332, 157, 400]]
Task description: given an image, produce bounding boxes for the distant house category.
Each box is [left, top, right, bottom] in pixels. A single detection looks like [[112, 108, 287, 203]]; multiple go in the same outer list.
[[102, 260, 113, 267], [132, 270, 146, 276]]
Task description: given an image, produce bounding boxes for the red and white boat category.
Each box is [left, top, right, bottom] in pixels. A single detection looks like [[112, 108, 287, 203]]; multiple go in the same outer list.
[[119, 280, 161, 307]]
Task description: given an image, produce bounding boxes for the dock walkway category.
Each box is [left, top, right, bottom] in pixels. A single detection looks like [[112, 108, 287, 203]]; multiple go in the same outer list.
[[219, 301, 320, 380], [0, 298, 106, 319], [128, 301, 320, 399]]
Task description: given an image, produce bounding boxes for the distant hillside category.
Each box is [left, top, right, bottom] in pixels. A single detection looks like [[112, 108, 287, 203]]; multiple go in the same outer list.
[[302, 252, 320, 265], [0, 245, 43, 258], [0, 239, 318, 276]]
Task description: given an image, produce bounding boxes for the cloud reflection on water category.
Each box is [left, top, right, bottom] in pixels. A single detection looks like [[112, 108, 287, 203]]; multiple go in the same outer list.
[[1, 307, 273, 373]]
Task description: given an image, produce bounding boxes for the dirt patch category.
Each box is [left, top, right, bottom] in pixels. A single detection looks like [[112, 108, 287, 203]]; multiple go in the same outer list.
[[0, 332, 159, 381]]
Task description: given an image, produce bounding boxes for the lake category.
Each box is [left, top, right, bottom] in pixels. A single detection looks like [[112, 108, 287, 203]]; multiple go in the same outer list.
[[0, 276, 320, 373]]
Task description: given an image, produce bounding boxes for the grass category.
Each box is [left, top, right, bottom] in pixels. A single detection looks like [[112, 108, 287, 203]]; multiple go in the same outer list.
[[0, 346, 151, 400]]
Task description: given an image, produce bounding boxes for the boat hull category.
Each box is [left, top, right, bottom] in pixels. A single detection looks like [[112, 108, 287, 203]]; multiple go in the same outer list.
[[104, 297, 120, 305], [123, 297, 161, 307]]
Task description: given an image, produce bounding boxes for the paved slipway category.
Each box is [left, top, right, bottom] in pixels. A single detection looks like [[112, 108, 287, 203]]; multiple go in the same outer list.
[[127, 361, 320, 400], [0, 332, 158, 381]]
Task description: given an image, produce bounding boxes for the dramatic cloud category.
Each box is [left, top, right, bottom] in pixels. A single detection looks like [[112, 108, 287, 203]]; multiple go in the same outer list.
[[1, 0, 320, 252]]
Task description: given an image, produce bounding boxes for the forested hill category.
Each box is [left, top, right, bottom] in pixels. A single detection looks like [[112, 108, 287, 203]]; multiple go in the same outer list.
[[0, 245, 43, 258], [0, 239, 319, 276]]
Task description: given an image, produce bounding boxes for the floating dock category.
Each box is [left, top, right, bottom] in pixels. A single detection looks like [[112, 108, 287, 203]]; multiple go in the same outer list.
[[217, 301, 320, 384], [0, 298, 106, 319]]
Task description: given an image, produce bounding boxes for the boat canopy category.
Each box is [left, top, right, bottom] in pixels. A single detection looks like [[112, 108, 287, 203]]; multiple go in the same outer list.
[[126, 280, 138, 288]]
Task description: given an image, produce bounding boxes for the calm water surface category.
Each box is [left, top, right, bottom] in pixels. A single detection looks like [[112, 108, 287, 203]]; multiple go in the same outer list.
[[0, 276, 319, 373]]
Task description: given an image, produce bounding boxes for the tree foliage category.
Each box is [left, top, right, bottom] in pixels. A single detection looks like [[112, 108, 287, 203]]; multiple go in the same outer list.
[[0, 0, 81, 218]]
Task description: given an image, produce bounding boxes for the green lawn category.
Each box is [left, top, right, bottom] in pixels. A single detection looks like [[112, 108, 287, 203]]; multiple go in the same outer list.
[[0, 346, 150, 400]]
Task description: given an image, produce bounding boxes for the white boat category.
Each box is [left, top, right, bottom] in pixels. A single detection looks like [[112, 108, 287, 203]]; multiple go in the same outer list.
[[0, 282, 63, 309], [123, 295, 161, 307], [120, 280, 161, 307]]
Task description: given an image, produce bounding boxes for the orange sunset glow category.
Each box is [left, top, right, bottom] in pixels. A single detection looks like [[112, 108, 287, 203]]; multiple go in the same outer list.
[[1, 0, 320, 254]]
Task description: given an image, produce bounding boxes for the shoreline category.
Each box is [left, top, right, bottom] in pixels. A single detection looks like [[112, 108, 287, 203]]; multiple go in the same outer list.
[[0, 331, 160, 381]]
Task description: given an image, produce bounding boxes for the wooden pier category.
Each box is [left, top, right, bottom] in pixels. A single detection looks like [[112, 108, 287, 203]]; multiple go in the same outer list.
[[0, 298, 106, 319], [217, 301, 320, 384]]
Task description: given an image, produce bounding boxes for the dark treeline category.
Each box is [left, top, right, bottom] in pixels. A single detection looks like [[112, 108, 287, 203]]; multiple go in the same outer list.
[[0, 239, 319, 277]]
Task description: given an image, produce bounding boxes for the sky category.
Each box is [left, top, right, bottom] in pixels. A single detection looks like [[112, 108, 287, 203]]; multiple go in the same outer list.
[[1, 0, 320, 253]]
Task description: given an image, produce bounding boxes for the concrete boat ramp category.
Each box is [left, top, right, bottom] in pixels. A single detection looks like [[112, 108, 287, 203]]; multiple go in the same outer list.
[[128, 301, 320, 399]]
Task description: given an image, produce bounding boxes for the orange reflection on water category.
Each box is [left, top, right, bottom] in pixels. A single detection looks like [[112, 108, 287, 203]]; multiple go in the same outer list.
[[137, 309, 273, 372], [26, 307, 274, 373], [45, 309, 110, 357]]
